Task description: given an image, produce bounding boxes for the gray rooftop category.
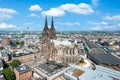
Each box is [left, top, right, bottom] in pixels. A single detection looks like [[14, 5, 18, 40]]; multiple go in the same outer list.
[[15, 64, 31, 74], [35, 61, 68, 76], [84, 38, 120, 66]]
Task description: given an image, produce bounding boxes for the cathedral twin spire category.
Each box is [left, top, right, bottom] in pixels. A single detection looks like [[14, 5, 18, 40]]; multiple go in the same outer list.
[[44, 16, 49, 30], [50, 16, 55, 31], [42, 16, 56, 43]]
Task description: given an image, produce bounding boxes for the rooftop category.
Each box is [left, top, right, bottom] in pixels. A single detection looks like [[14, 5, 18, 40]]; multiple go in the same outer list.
[[64, 65, 120, 80], [51, 40, 72, 46], [35, 61, 68, 76], [66, 68, 84, 77], [84, 38, 99, 49], [15, 64, 31, 74], [84, 38, 120, 66]]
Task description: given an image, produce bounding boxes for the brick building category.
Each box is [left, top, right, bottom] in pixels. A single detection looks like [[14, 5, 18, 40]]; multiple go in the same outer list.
[[13, 53, 34, 63], [14, 64, 32, 80], [3, 38, 10, 46]]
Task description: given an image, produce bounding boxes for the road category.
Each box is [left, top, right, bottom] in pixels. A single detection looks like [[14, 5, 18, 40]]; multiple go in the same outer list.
[[24, 45, 46, 71]]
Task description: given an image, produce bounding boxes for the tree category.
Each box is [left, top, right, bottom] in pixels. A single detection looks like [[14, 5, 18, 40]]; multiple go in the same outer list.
[[39, 36, 42, 41], [2, 68, 15, 80], [20, 41, 24, 46], [79, 58, 84, 63], [10, 59, 20, 69], [0, 46, 4, 50], [16, 41, 20, 45]]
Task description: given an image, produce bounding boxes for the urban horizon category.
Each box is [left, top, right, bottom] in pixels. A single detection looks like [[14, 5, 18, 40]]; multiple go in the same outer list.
[[0, 0, 120, 31], [0, 0, 120, 80]]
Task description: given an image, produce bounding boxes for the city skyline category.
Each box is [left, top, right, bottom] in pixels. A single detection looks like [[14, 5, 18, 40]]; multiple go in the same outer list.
[[0, 0, 120, 31]]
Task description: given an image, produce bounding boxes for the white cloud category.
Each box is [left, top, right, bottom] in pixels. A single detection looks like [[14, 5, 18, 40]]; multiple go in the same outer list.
[[90, 25, 119, 31], [91, 0, 99, 6], [41, 8, 65, 17], [90, 26, 102, 30], [41, 3, 94, 17], [0, 8, 17, 21], [0, 22, 16, 29], [94, 15, 120, 30], [29, 4, 42, 11], [117, 23, 120, 26], [57, 22, 80, 26], [88, 21, 108, 25], [60, 3, 94, 15], [89, 21, 120, 31], [104, 15, 120, 20], [0, 8, 17, 14], [29, 13, 40, 18], [0, 14, 12, 21], [101, 21, 108, 25]]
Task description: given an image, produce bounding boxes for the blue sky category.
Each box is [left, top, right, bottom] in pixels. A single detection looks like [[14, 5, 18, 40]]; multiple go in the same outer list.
[[0, 0, 120, 31]]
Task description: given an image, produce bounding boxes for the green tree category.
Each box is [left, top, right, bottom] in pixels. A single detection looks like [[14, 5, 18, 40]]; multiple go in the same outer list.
[[39, 36, 42, 40], [79, 58, 84, 63], [10, 59, 20, 69], [2, 68, 15, 80], [20, 41, 24, 46], [0, 46, 4, 50], [16, 41, 20, 45]]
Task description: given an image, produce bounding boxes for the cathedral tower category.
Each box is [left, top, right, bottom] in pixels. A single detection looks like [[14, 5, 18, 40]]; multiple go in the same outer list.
[[42, 16, 57, 44], [42, 16, 50, 44], [50, 17, 57, 39]]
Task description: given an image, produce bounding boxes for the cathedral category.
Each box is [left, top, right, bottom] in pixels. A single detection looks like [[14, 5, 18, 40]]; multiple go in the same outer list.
[[42, 16, 56, 44], [42, 16, 56, 61], [42, 16, 80, 64]]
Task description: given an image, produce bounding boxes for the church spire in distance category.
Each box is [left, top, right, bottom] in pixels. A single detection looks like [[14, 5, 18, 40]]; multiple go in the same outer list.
[[42, 16, 50, 44], [44, 16, 49, 30], [50, 16, 55, 30], [50, 16, 56, 39]]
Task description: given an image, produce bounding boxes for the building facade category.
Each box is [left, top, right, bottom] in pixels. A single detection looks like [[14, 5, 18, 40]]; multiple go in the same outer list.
[[14, 64, 32, 80], [13, 53, 34, 63], [42, 17, 80, 64], [3, 38, 10, 46], [49, 45, 80, 63]]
